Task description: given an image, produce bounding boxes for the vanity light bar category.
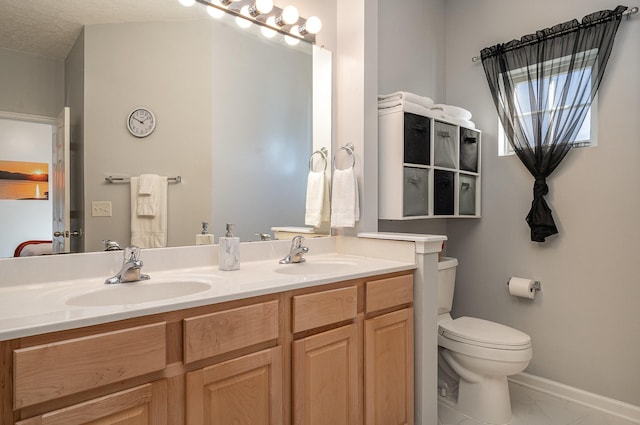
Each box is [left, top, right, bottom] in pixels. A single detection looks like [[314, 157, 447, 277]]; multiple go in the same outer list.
[[192, 0, 319, 44]]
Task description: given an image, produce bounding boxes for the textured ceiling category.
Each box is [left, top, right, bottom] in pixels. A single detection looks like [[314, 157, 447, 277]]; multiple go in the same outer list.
[[0, 0, 205, 60]]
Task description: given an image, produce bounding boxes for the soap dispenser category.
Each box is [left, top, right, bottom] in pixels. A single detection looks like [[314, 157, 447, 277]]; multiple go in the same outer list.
[[196, 222, 215, 245], [218, 223, 240, 271]]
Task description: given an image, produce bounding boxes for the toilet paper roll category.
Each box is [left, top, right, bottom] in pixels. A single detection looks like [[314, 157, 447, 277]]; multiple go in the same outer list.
[[508, 277, 537, 299]]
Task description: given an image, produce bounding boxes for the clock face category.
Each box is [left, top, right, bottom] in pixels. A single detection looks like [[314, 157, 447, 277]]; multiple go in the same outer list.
[[127, 108, 156, 137]]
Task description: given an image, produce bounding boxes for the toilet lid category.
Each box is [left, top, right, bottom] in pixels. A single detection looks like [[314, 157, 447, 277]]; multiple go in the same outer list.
[[439, 317, 531, 350]]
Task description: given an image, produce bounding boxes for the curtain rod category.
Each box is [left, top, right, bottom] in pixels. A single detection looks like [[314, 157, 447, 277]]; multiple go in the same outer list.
[[471, 6, 638, 62]]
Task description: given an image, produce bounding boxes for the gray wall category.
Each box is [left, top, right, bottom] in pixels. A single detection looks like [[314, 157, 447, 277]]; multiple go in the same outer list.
[[377, 0, 449, 238], [82, 19, 311, 249], [0, 48, 64, 117], [443, 0, 640, 405], [83, 20, 214, 251], [375, 0, 640, 406]]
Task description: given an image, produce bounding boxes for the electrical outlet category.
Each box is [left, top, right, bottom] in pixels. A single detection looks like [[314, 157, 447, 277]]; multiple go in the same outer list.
[[92, 201, 112, 217]]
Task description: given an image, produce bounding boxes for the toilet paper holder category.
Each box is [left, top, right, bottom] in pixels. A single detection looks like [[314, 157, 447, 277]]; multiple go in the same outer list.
[[507, 279, 541, 291]]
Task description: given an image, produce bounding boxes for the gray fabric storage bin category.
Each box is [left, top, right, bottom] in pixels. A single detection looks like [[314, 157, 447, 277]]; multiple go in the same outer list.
[[403, 167, 429, 216], [459, 128, 479, 172], [459, 174, 476, 215], [433, 121, 457, 169]]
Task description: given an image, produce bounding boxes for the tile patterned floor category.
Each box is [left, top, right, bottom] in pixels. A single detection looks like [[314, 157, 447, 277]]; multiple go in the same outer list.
[[438, 381, 638, 425]]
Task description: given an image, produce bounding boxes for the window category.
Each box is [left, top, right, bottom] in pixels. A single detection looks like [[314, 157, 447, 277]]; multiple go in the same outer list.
[[498, 50, 598, 156]]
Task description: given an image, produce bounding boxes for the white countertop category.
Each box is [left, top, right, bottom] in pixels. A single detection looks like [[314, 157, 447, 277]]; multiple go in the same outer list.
[[0, 237, 417, 341]]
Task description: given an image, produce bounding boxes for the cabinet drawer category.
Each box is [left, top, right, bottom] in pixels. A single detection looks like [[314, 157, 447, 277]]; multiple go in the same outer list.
[[14, 322, 167, 409], [183, 300, 279, 364], [366, 274, 413, 313], [293, 286, 357, 333], [16, 381, 167, 425]]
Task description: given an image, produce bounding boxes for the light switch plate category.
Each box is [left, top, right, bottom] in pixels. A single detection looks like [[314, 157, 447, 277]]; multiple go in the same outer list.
[[92, 201, 112, 217]]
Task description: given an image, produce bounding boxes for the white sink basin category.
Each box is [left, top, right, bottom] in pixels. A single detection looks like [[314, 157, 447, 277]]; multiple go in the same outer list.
[[275, 258, 360, 276], [66, 278, 213, 307]]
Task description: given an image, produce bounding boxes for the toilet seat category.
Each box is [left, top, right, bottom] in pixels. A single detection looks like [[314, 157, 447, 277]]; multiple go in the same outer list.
[[439, 317, 531, 350]]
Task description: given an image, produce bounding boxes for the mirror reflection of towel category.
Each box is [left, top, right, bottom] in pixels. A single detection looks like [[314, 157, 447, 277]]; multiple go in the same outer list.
[[135, 174, 163, 216], [331, 167, 360, 228], [130, 176, 168, 248], [305, 170, 330, 227]]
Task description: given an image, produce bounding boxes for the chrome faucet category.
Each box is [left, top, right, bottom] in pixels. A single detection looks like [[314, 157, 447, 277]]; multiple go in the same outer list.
[[279, 235, 309, 264], [105, 246, 151, 284], [102, 239, 122, 251]]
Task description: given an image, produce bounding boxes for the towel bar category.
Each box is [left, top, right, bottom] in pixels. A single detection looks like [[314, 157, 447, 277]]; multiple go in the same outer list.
[[105, 176, 182, 184]]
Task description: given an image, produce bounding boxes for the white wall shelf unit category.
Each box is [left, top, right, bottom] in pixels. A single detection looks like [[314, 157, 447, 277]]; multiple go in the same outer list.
[[378, 109, 481, 219]]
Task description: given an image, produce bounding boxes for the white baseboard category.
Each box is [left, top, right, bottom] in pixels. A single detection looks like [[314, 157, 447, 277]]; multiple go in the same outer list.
[[509, 372, 640, 424]]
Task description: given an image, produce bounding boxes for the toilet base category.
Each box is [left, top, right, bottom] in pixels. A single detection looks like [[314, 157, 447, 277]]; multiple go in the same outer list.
[[456, 375, 512, 425]]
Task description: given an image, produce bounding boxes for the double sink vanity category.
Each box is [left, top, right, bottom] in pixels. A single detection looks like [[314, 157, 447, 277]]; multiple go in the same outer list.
[[0, 236, 426, 425]]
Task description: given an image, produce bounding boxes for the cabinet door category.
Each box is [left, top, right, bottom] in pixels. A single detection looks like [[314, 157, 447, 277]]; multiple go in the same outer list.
[[293, 324, 359, 425], [365, 308, 414, 425], [16, 381, 167, 425], [186, 346, 282, 425]]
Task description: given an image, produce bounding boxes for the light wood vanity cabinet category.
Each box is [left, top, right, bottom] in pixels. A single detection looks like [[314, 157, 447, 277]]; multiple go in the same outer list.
[[184, 301, 282, 425], [0, 270, 414, 425], [186, 346, 283, 425], [292, 274, 414, 425], [292, 287, 359, 425]]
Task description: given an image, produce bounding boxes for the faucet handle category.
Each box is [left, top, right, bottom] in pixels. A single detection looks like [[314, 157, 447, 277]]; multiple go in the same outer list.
[[292, 235, 305, 247], [102, 239, 122, 251], [124, 245, 141, 262]]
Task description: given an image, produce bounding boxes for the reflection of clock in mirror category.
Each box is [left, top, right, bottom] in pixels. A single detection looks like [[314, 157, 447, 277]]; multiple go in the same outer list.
[[127, 107, 156, 138]]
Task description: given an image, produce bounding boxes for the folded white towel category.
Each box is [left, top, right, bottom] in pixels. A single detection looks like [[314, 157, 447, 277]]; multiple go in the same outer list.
[[378, 100, 438, 119], [137, 174, 156, 195], [378, 91, 434, 108], [440, 114, 476, 129], [331, 167, 360, 228], [431, 104, 473, 121], [131, 176, 168, 248], [134, 174, 164, 216], [305, 170, 330, 227]]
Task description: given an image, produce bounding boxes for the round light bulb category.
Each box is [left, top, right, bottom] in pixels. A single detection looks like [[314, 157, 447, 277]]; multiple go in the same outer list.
[[285, 26, 301, 45], [304, 16, 322, 34], [261, 24, 277, 38], [179, 0, 196, 6], [206, 3, 225, 18], [235, 6, 252, 28], [281, 5, 299, 25], [265, 16, 278, 28], [255, 0, 273, 14]]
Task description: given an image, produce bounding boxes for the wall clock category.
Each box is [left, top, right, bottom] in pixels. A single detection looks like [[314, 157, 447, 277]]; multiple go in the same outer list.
[[127, 107, 156, 138]]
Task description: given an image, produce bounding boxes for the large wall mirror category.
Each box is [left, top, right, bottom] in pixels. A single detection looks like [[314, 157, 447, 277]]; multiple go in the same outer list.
[[0, 0, 332, 258]]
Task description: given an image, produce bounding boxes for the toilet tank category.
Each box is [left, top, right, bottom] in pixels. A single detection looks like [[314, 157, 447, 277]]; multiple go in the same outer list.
[[438, 257, 458, 315]]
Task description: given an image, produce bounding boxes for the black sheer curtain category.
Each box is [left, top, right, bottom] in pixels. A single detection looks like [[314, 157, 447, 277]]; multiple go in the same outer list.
[[481, 5, 627, 242]]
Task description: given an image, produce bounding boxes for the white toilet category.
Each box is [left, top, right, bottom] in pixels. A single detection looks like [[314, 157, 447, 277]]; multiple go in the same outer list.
[[437, 257, 532, 425]]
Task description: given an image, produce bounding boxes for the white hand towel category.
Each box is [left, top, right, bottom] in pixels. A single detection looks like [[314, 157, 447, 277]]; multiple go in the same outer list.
[[138, 173, 156, 195], [305, 170, 330, 227], [331, 167, 360, 228], [134, 174, 163, 216], [378, 91, 434, 108], [131, 176, 168, 248]]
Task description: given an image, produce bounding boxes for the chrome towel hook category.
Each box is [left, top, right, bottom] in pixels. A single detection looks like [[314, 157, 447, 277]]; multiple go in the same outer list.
[[333, 143, 355, 170], [308, 147, 328, 172]]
